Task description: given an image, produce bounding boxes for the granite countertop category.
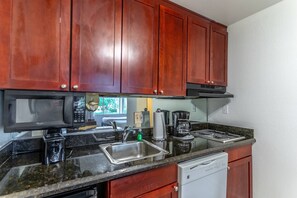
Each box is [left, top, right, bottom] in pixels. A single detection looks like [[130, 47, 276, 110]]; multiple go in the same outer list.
[[0, 124, 256, 198]]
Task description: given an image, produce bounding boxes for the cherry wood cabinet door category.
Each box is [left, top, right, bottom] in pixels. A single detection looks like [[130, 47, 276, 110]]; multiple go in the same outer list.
[[227, 156, 253, 198], [137, 182, 178, 198], [0, 0, 70, 90], [108, 164, 177, 198], [159, 2, 187, 96], [71, 0, 122, 93], [187, 15, 210, 85], [210, 22, 228, 86], [121, 0, 158, 94]]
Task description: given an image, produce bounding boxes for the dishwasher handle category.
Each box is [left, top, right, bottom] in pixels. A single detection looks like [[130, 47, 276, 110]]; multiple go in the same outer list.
[[189, 159, 216, 170]]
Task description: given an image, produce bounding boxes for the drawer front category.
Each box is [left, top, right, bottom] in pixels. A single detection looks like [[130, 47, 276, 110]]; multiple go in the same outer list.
[[226, 145, 252, 162], [108, 164, 177, 198]]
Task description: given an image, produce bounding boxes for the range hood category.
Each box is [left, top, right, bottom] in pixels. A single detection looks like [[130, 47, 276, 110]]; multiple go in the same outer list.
[[186, 83, 234, 98], [127, 83, 234, 99]]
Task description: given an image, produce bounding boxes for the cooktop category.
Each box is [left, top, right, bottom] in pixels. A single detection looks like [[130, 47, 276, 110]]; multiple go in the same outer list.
[[191, 129, 245, 143]]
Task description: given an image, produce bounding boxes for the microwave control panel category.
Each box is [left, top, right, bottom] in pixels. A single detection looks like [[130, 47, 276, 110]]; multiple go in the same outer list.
[[73, 95, 86, 124]]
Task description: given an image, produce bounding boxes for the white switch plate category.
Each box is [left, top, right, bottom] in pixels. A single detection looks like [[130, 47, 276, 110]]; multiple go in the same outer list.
[[134, 112, 143, 127]]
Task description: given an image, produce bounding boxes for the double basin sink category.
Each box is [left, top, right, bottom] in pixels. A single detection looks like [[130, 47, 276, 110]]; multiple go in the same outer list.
[[100, 140, 168, 164]]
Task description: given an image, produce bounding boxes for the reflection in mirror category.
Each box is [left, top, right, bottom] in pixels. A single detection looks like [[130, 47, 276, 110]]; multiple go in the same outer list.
[[0, 92, 207, 144], [86, 95, 207, 129]]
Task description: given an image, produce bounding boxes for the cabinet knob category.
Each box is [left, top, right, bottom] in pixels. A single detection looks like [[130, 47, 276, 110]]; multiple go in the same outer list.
[[160, 90, 164, 94], [211, 81, 214, 84], [206, 80, 210, 84], [153, 90, 158, 94], [73, 85, 79, 90], [174, 186, 178, 192], [60, 84, 67, 89], [228, 166, 230, 170]]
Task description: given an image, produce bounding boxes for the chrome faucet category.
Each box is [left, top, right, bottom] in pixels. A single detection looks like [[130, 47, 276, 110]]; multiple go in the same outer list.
[[109, 121, 117, 130], [122, 126, 136, 143]]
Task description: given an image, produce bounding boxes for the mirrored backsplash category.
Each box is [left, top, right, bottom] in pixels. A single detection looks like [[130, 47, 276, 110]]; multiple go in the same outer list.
[[0, 91, 207, 148]]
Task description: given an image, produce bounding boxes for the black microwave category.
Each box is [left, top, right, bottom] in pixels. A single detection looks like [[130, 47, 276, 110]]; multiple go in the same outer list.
[[3, 90, 86, 132]]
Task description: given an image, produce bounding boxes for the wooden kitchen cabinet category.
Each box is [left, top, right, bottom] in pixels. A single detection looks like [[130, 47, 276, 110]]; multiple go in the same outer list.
[[187, 16, 228, 86], [107, 164, 177, 198], [210, 22, 228, 86], [0, 0, 70, 90], [226, 145, 253, 198], [159, 1, 187, 96], [121, 0, 159, 94], [136, 182, 178, 198], [187, 14, 210, 85], [71, 0, 122, 93]]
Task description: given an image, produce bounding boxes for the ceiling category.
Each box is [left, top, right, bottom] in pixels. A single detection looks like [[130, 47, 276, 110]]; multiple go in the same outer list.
[[170, 0, 283, 25]]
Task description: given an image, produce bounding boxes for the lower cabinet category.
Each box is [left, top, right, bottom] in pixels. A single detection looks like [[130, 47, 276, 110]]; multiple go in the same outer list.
[[136, 182, 178, 198], [107, 164, 177, 198], [226, 145, 253, 198]]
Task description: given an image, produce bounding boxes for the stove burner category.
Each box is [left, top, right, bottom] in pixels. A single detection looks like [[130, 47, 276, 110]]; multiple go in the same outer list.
[[191, 129, 245, 143]]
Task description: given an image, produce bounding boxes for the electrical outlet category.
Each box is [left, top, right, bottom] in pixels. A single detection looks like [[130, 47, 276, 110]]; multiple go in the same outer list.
[[222, 105, 229, 114], [134, 112, 143, 127]]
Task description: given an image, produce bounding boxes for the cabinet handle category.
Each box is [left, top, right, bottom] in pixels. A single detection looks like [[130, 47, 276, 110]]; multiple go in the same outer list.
[[160, 90, 164, 94], [73, 85, 79, 90], [228, 166, 230, 170], [153, 90, 158, 94], [60, 84, 67, 89], [174, 186, 178, 192]]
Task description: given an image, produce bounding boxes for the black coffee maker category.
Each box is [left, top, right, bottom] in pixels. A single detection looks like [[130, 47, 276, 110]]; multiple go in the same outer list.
[[172, 111, 191, 137]]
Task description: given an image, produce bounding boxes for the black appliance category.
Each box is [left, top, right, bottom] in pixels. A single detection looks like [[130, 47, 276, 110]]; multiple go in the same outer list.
[[172, 111, 191, 137], [186, 83, 234, 98], [42, 133, 65, 165], [3, 90, 86, 132], [46, 185, 98, 198]]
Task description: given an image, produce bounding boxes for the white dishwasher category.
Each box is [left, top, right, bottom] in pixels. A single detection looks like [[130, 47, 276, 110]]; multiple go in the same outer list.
[[178, 152, 228, 198]]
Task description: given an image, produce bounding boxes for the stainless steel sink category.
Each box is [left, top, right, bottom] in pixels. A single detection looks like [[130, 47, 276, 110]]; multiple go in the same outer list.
[[99, 140, 168, 164]]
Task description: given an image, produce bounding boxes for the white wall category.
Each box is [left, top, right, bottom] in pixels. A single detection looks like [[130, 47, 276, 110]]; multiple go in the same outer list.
[[153, 99, 207, 124], [208, 0, 297, 197]]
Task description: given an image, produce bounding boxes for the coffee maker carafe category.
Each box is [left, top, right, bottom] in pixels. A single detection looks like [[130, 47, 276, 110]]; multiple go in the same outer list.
[[172, 111, 191, 137]]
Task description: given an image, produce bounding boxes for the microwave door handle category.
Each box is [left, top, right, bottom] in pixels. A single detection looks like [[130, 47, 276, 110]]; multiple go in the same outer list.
[[64, 96, 73, 125]]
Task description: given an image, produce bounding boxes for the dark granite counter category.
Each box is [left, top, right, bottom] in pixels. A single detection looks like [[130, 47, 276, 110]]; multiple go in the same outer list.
[[0, 124, 255, 198]]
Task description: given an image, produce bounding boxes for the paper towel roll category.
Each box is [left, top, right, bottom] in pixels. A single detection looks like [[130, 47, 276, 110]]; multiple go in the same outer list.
[[153, 111, 166, 140]]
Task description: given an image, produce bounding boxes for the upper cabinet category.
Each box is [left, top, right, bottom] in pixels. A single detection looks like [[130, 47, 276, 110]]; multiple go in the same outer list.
[[210, 23, 228, 86], [121, 0, 159, 94], [0, 0, 70, 91], [187, 14, 228, 86], [0, 0, 228, 94], [71, 0, 122, 92], [187, 14, 210, 85], [122, 0, 186, 96], [159, 1, 187, 96]]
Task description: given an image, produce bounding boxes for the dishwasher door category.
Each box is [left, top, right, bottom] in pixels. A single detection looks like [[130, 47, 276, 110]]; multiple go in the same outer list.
[[178, 152, 228, 198]]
